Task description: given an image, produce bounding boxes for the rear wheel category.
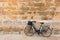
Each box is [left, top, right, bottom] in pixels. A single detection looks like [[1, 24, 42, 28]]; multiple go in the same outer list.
[[24, 25, 34, 36]]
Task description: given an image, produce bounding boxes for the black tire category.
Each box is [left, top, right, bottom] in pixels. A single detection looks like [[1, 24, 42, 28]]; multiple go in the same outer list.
[[24, 25, 34, 36], [42, 28, 52, 37]]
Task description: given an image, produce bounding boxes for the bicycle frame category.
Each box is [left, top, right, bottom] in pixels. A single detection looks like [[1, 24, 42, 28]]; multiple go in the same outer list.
[[25, 21, 53, 37], [30, 22, 44, 34]]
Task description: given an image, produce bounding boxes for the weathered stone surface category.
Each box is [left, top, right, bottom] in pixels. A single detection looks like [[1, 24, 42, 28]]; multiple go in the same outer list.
[[0, 0, 60, 20]]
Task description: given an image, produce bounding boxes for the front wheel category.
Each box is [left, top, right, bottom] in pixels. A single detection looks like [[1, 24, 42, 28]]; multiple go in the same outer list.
[[42, 28, 52, 37], [24, 25, 34, 36]]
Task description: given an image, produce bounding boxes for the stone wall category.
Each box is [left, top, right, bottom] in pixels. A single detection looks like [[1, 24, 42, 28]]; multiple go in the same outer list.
[[0, 0, 60, 20]]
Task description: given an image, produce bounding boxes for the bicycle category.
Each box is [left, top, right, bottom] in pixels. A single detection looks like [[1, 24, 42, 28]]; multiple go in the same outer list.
[[24, 21, 53, 37]]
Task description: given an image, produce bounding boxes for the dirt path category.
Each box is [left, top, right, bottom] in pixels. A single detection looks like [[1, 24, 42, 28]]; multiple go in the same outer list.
[[0, 33, 60, 40]]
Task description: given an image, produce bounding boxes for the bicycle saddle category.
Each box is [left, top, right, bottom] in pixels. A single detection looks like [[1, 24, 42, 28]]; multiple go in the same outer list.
[[27, 21, 33, 25], [40, 22, 44, 24], [27, 21, 36, 25]]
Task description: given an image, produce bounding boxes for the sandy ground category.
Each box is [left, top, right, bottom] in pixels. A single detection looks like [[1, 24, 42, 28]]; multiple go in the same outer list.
[[0, 32, 60, 40]]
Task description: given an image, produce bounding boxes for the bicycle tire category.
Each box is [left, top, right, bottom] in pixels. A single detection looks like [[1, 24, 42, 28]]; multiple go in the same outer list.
[[41, 28, 52, 37], [24, 25, 34, 36]]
